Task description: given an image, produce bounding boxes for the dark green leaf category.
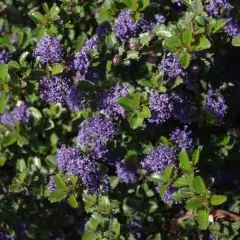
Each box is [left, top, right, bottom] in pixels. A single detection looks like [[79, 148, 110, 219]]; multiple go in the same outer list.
[[194, 38, 211, 51], [16, 159, 27, 172], [0, 94, 9, 114], [49, 3, 60, 20], [130, 115, 144, 129], [151, 173, 168, 183], [163, 37, 182, 52], [109, 218, 120, 235], [178, 187, 192, 198], [30, 12, 46, 25], [0, 64, 9, 84], [179, 149, 191, 171], [180, 52, 191, 69], [183, 29, 192, 46], [68, 195, 78, 208], [77, 81, 95, 91], [195, 16, 206, 27], [173, 176, 189, 187], [49, 189, 67, 203], [197, 207, 209, 230], [213, 19, 227, 33], [159, 184, 169, 197], [164, 166, 173, 181], [192, 149, 200, 165], [118, 97, 134, 111], [193, 176, 207, 194], [3, 134, 18, 147], [210, 195, 227, 206], [186, 198, 202, 210], [139, 106, 151, 118], [54, 175, 66, 189]]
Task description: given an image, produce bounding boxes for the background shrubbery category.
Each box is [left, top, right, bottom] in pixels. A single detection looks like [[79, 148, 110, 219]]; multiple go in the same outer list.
[[1, 0, 240, 239]]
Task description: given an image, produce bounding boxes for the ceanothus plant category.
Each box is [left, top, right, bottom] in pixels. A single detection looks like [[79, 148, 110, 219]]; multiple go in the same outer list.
[[0, 0, 240, 239]]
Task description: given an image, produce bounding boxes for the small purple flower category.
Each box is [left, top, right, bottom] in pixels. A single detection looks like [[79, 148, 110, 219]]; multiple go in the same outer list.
[[77, 115, 116, 159], [114, 10, 137, 42], [174, 0, 183, 7], [48, 176, 56, 193], [156, 184, 178, 204], [142, 145, 176, 174], [97, 24, 109, 37], [154, 14, 166, 24], [160, 53, 184, 79], [204, 89, 228, 124], [149, 91, 174, 124], [116, 162, 138, 184], [128, 220, 144, 240], [66, 86, 87, 111], [205, 0, 233, 16], [224, 18, 240, 37], [172, 94, 196, 124], [0, 49, 10, 64], [11, 34, 18, 44], [208, 234, 217, 240], [82, 37, 98, 53], [171, 126, 194, 150], [0, 112, 15, 126], [12, 101, 30, 123], [39, 75, 72, 104], [33, 36, 63, 64], [98, 83, 129, 117], [0, 232, 13, 240]]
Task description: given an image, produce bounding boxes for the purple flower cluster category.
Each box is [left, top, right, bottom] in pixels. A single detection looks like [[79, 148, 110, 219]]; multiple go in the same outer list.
[[116, 162, 138, 184], [142, 145, 176, 174], [39, 75, 71, 104], [56, 145, 109, 195], [33, 36, 63, 64], [0, 101, 29, 126], [156, 184, 177, 204], [172, 94, 196, 124], [208, 234, 217, 240], [149, 91, 174, 124], [128, 220, 144, 240], [0, 232, 12, 240], [114, 10, 137, 42], [66, 86, 87, 111], [12, 101, 30, 123], [224, 18, 240, 37], [205, 0, 233, 16], [204, 89, 228, 123], [71, 37, 98, 81], [0, 49, 10, 64], [77, 115, 116, 159], [98, 83, 129, 117], [48, 176, 56, 193], [159, 53, 184, 79], [171, 126, 194, 150]]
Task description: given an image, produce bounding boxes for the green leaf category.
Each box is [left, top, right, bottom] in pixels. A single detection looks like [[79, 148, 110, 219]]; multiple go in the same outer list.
[[51, 64, 64, 75], [210, 195, 227, 206], [54, 175, 66, 189], [42, 2, 49, 13], [173, 175, 189, 187], [218, 135, 230, 146], [171, 77, 183, 89], [132, 92, 141, 107], [16, 159, 27, 172], [19, 52, 29, 66], [30, 12, 46, 25], [150, 173, 168, 183], [193, 176, 207, 194], [159, 184, 169, 197], [163, 37, 182, 51], [195, 16, 206, 27], [0, 64, 9, 84], [139, 106, 151, 118], [191, 0, 203, 13], [28, 107, 42, 120], [179, 149, 191, 171], [137, 80, 152, 87], [154, 25, 173, 38], [192, 149, 200, 165], [213, 19, 227, 33], [118, 97, 134, 111], [0, 94, 9, 114], [140, 33, 151, 46], [2, 134, 18, 147], [49, 3, 60, 20], [232, 37, 240, 47], [164, 166, 173, 181], [68, 195, 78, 208], [182, 29, 192, 46], [178, 187, 192, 198], [194, 38, 211, 51], [186, 198, 202, 211], [49, 189, 67, 203], [82, 231, 97, 240], [198, 207, 209, 230], [8, 61, 20, 70], [130, 115, 144, 129], [180, 52, 191, 69], [126, 50, 140, 60], [109, 218, 120, 235]]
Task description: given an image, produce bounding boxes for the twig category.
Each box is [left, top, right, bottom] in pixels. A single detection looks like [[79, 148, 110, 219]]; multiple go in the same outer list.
[[171, 209, 240, 232]]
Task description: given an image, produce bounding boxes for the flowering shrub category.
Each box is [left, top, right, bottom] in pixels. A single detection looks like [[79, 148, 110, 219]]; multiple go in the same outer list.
[[1, 0, 240, 239]]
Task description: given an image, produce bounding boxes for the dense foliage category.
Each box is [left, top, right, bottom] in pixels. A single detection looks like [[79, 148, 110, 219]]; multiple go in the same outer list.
[[1, 0, 240, 239]]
